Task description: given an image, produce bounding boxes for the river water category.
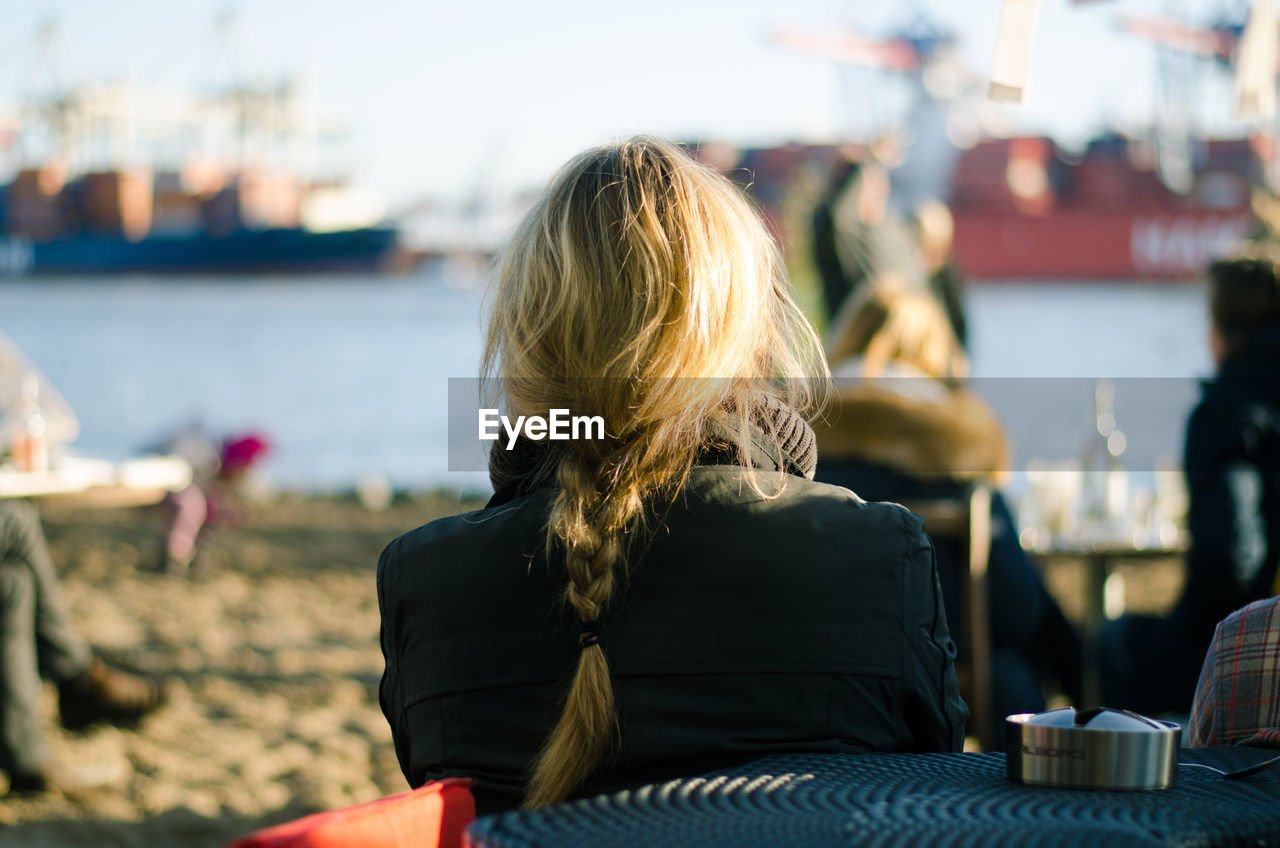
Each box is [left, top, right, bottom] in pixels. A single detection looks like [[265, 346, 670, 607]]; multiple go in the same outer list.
[[0, 265, 1214, 494]]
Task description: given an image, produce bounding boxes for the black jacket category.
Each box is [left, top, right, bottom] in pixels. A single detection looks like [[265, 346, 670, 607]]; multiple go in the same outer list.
[[1180, 323, 1280, 634], [378, 460, 966, 813]]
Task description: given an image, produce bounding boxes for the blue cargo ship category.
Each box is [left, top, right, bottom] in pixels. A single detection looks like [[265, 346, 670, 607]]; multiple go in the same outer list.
[[0, 165, 404, 276], [0, 227, 402, 276], [1, 74, 404, 276]]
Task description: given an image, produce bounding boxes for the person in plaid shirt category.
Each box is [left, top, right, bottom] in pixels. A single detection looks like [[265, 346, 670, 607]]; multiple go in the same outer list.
[[1189, 596, 1280, 748]]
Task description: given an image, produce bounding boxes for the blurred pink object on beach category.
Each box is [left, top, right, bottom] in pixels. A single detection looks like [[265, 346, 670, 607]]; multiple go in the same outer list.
[[221, 433, 270, 473]]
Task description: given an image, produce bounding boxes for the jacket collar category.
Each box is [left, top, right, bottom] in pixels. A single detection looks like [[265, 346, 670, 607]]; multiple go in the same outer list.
[[816, 359, 1008, 483]]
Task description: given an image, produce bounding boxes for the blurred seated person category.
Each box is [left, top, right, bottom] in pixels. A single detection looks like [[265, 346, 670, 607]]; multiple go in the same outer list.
[[0, 499, 167, 794], [156, 428, 271, 575], [813, 283, 1081, 738], [1189, 596, 1280, 748], [1101, 253, 1280, 715], [379, 138, 966, 814]]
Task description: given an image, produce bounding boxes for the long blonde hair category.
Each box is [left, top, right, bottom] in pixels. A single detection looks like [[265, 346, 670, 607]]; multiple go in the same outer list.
[[482, 137, 827, 807], [825, 282, 968, 381]]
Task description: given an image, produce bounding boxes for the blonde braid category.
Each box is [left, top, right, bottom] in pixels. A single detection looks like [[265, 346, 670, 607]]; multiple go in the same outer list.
[[524, 451, 643, 808]]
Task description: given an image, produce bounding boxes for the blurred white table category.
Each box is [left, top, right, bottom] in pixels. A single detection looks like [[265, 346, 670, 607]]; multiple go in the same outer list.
[[0, 455, 192, 508]]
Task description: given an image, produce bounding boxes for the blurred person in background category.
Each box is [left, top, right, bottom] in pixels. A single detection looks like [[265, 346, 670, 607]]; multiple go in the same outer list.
[[814, 283, 1081, 742], [812, 151, 926, 324], [1101, 252, 1280, 715], [811, 153, 969, 351], [379, 137, 965, 814], [155, 429, 271, 575], [0, 499, 167, 795]]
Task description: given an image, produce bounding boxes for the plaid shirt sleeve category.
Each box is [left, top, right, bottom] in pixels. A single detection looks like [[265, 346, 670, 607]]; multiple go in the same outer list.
[[1188, 624, 1220, 747], [1188, 597, 1280, 748]]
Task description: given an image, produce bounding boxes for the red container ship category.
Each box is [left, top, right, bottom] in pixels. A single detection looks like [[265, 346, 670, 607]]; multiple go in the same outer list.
[[947, 135, 1255, 281], [749, 9, 1262, 282]]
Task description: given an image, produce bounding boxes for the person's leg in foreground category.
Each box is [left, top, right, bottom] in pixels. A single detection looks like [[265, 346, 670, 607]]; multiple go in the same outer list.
[[0, 500, 167, 793]]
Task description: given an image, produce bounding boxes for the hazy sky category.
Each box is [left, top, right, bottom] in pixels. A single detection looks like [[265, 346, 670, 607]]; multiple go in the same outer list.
[[0, 0, 1247, 206]]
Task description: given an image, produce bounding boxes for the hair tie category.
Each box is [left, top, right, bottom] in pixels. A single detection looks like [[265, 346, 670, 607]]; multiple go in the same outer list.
[[579, 620, 602, 649]]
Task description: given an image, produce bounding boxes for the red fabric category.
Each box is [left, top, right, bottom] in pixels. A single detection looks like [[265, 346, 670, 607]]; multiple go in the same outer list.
[[227, 778, 474, 848]]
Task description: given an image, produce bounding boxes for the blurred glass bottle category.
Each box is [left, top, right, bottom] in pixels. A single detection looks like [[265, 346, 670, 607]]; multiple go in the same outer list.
[[1081, 380, 1127, 536], [9, 375, 49, 472]]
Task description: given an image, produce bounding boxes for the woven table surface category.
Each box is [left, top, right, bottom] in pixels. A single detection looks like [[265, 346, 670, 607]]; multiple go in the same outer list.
[[467, 750, 1280, 848]]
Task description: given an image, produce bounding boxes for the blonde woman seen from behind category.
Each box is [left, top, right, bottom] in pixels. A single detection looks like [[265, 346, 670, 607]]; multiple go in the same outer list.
[[378, 138, 966, 814]]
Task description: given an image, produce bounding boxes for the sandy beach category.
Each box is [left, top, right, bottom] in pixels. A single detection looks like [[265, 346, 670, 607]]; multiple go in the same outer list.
[[0, 491, 483, 847], [0, 490, 1182, 847]]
